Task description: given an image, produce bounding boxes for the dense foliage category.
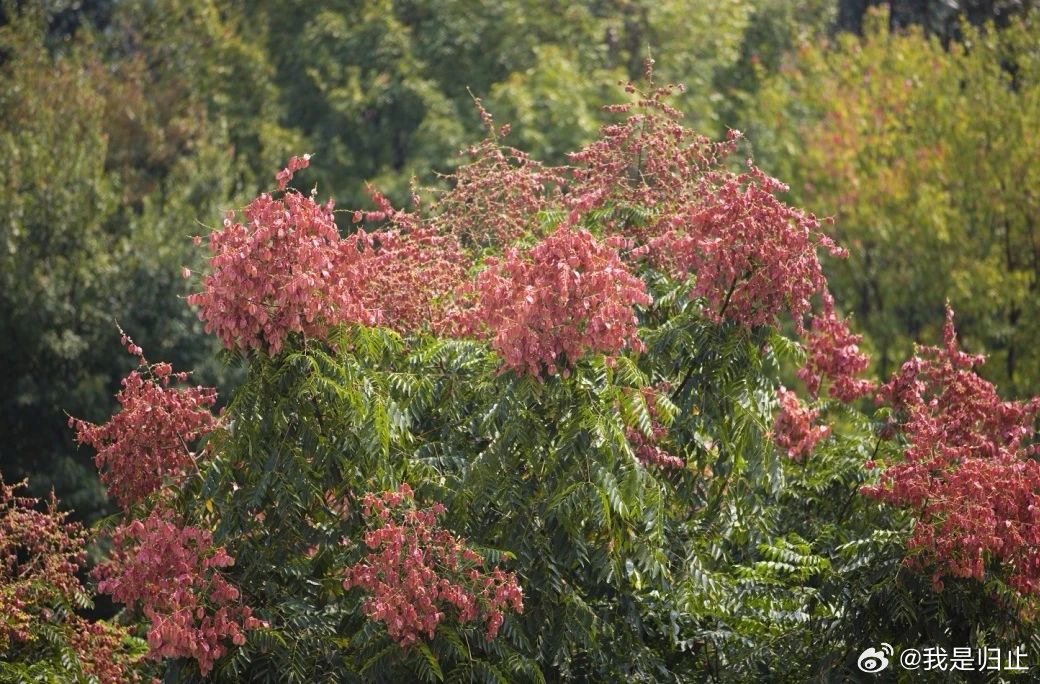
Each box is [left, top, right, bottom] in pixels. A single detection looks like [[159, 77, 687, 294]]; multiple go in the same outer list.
[[6, 2, 1040, 682], [2, 67, 1032, 682]]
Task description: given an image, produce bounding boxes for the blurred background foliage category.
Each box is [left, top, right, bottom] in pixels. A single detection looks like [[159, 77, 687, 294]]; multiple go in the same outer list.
[[2, 0, 1038, 521], [749, 4, 1040, 394]]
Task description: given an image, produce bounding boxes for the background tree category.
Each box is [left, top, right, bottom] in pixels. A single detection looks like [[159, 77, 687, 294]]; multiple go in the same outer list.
[[0, 0, 295, 520], [748, 6, 1040, 394]]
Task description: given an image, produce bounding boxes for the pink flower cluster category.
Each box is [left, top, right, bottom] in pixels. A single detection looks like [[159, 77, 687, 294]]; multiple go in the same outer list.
[[562, 67, 844, 330], [93, 507, 263, 676], [773, 387, 830, 462], [797, 293, 874, 402], [647, 164, 845, 330], [351, 188, 468, 335], [0, 480, 140, 682], [342, 484, 523, 646], [863, 307, 1040, 594], [462, 227, 651, 378], [565, 73, 725, 229], [625, 387, 684, 470], [0, 480, 86, 648], [188, 157, 375, 355], [70, 334, 217, 509], [431, 99, 562, 248]]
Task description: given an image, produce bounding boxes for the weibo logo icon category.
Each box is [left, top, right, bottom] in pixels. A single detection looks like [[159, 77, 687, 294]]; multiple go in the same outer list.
[[857, 643, 893, 673]]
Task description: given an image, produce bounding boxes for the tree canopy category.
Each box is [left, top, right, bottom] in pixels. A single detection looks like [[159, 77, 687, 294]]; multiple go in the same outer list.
[[5, 2, 1040, 681]]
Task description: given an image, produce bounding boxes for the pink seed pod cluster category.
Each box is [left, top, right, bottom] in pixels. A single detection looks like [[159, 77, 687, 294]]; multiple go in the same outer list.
[[773, 386, 830, 462], [187, 156, 375, 355], [276, 153, 311, 191], [563, 64, 844, 331], [93, 507, 263, 676], [342, 484, 523, 646], [863, 306, 1040, 594], [625, 386, 684, 470], [351, 187, 469, 336], [461, 227, 651, 378], [429, 98, 563, 249], [565, 72, 729, 230], [797, 292, 874, 402], [69, 333, 217, 509], [362, 225, 468, 335], [66, 617, 143, 684], [0, 480, 87, 649], [627, 426, 684, 470], [0, 480, 140, 682], [646, 163, 845, 331]]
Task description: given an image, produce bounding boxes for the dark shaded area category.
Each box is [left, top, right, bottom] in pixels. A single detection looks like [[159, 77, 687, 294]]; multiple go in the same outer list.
[[837, 0, 1036, 41]]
